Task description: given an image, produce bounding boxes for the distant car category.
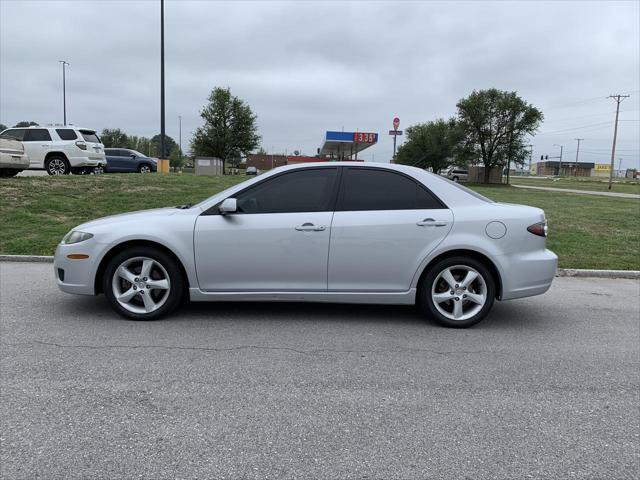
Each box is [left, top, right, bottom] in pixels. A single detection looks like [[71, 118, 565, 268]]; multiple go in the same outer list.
[[0, 138, 29, 177], [246, 166, 258, 175], [443, 168, 469, 183], [0, 126, 106, 175], [104, 149, 157, 173]]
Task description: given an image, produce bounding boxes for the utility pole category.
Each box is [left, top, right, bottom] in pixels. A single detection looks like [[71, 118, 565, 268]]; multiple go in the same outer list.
[[574, 138, 583, 176], [178, 115, 182, 158], [59, 60, 69, 125], [159, 0, 167, 173], [553, 144, 564, 176], [607, 94, 630, 190], [526, 144, 534, 173]]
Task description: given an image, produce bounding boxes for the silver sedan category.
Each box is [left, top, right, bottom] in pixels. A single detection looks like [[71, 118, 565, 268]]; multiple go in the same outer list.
[[54, 162, 557, 327]]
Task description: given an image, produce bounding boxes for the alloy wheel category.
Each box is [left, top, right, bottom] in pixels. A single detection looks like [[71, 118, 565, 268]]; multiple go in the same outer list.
[[93, 165, 105, 175], [431, 265, 487, 321], [48, 158, 67, 175], [111, 256, 171, 314], [140, 165, 151, 173]]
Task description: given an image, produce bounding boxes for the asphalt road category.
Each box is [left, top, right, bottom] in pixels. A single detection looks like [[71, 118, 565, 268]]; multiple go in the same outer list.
[[1, 262, 638, 479]]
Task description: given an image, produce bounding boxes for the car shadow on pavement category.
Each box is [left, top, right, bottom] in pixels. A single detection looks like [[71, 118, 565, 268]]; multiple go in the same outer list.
[[60, 292, 548, 331]]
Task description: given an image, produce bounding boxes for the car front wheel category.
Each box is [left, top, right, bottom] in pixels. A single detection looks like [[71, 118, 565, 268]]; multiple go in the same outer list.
[[419, 256, 495, 328], [103, 247, 184, 320], [139, 164, 152, 173]]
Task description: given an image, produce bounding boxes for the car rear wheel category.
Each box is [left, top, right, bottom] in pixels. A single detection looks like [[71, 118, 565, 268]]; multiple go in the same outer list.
[[103, 247, 184, 320], [93, 165, 105, 174], [0, 169, 20, 177], [452, 176, 459, 182], [46, 156, 70, 175], [138, 164, 152, 173], [419, 256, 495, 328]]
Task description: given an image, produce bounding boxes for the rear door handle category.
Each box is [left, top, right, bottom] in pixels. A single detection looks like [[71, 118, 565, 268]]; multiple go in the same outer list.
[[416, 218, 448, 227], [295, 222, 326, 232]]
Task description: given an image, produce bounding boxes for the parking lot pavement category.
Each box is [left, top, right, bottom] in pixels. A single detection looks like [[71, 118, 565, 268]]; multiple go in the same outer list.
[[1, 262, 638, 479]]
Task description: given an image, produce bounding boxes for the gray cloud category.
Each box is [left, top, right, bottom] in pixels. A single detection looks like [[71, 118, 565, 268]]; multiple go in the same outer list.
[[1, 0, 638, 168]]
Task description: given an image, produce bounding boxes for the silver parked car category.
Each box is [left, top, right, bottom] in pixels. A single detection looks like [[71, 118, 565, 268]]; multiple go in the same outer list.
[[54, 162, 557, 327], [0, 138, 29, 177]]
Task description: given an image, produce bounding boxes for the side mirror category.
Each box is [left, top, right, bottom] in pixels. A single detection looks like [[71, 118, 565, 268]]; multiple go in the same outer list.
[[131, 154, 137, 158], [219, 198, 237, 215]]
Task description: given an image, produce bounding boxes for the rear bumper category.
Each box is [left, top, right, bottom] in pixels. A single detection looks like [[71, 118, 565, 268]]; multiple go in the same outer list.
[[0, 159, 29, 169], [499, 249, 558, 300], [68, 155, 106, 168]]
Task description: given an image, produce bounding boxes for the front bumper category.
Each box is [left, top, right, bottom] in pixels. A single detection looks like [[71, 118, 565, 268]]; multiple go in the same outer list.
[[53, 240, 106, 295], [499, 248, 558, 301]]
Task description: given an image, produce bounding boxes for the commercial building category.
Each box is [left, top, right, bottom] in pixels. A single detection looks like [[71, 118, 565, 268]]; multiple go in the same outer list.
[[531, 161, 595, 177]]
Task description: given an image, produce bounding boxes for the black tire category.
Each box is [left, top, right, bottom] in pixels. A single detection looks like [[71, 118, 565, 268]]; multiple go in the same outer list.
[[418, 256, 495, 328], [93, 164, 105, 174], [0, 169, 20, 177], [103, 246, 184, 321], [452, 176, 459, 182], [138, 164, 152, 173], [46, 156, 70, 175]]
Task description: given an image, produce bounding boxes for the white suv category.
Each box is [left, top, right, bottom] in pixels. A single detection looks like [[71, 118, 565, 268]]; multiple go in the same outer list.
[[0, 126, 106, 175]]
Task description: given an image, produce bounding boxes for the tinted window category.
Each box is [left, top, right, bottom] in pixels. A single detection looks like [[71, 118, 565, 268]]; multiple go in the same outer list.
[[80, 130, 101, 143], [0, 129, 25, 141], [23, 129, 52, 142], [56, 129, 77, 140], [234, 168, 338, 214], [340, 168, 444, 211], [104, 149, 116, 155]]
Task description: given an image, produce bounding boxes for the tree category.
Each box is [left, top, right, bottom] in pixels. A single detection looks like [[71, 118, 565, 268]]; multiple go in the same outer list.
[[168, 145, 184, 169], [191, 87, 260, 173], [100, 128, 129, 148], [0, 123, 7, 132], [14, 121, 39, 127], [395, 118, 462, 173], [456, 89, 543, 183], [150, 134, 177, 158]]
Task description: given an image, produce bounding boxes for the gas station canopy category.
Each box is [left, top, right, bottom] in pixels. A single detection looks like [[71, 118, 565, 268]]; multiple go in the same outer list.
[[319, 131, 378, 160]]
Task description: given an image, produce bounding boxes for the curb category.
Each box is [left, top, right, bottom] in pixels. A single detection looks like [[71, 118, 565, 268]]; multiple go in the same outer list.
[[555, 268, 640, 280], [1, 255, 638, 280]]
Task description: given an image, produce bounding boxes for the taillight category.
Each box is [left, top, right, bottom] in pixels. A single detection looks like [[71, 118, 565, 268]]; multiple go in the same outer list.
[[527, 220, 548, 237], [75, 141, 87, 150]]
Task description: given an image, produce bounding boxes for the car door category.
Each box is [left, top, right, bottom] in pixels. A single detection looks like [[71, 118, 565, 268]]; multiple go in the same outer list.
[[22, 129, 53, 168], [328, 167, 453, 292], [194, 167, 340, 291]]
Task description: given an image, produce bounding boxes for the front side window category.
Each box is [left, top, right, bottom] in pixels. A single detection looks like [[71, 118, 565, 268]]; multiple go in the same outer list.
[[0, 129, 25, 141], [234, 168, 338, 214], [23, 129, 52, 142], [56, 129, 77, 140], [339, 168, 444, 211]]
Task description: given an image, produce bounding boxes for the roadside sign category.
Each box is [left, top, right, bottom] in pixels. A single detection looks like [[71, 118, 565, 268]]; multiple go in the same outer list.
[[353, 132, 378, 143], [393, 117, 400, 130], [388, 130, 403, 136]]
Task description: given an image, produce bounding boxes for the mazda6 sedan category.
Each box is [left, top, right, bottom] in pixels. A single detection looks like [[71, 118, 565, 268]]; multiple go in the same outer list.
[[54, 162, 557, 327]]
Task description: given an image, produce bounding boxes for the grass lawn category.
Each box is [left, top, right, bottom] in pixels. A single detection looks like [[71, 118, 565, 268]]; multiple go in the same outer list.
[[510, 176, 640, 194], [1, 173, 638, 270]]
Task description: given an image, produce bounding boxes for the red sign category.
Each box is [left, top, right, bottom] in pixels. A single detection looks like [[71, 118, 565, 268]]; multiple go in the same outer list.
[[353, 132, 377, 143], [393, 117, 400, 130]]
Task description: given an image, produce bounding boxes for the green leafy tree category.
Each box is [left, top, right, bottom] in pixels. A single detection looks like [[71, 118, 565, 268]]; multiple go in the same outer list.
[[168, 145, 184, 169], [14, 121, 39, 127], [0, 123, 7, 131], [191, 87, 260, 173], [150, 134, 178, 158], [100, 128, 129, 148], [395, 118, 462, 173], [456, 89, 543, 183]]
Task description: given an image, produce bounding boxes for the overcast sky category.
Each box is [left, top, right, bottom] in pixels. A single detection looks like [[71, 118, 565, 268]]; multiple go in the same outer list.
[[1, 0, 639, 169]]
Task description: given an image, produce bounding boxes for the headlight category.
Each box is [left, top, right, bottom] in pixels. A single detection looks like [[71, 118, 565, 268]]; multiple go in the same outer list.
[[62, 230, 94, 245]]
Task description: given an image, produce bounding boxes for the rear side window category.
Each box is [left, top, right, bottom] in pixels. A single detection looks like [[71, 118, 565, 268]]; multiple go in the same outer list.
[[23, 129, 52, 142], [0, 129, 25, 141], [234, 168, 338, 214], [80, 130, 101, 143], [56, 129, 77, 140], [339, 168, 444, 211]]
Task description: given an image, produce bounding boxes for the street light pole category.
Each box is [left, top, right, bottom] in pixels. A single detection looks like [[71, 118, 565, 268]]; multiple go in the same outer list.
[[574, 138, 583, 176], [553, 144, 564, 176], [59, 60, 69, 125], [159, 0, 167, 173], [178, 115, 182, 158]]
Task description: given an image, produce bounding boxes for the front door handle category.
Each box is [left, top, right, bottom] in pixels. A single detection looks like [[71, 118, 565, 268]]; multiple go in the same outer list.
[[295, 222, 326, 232], [416, 218, 448, 227]]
